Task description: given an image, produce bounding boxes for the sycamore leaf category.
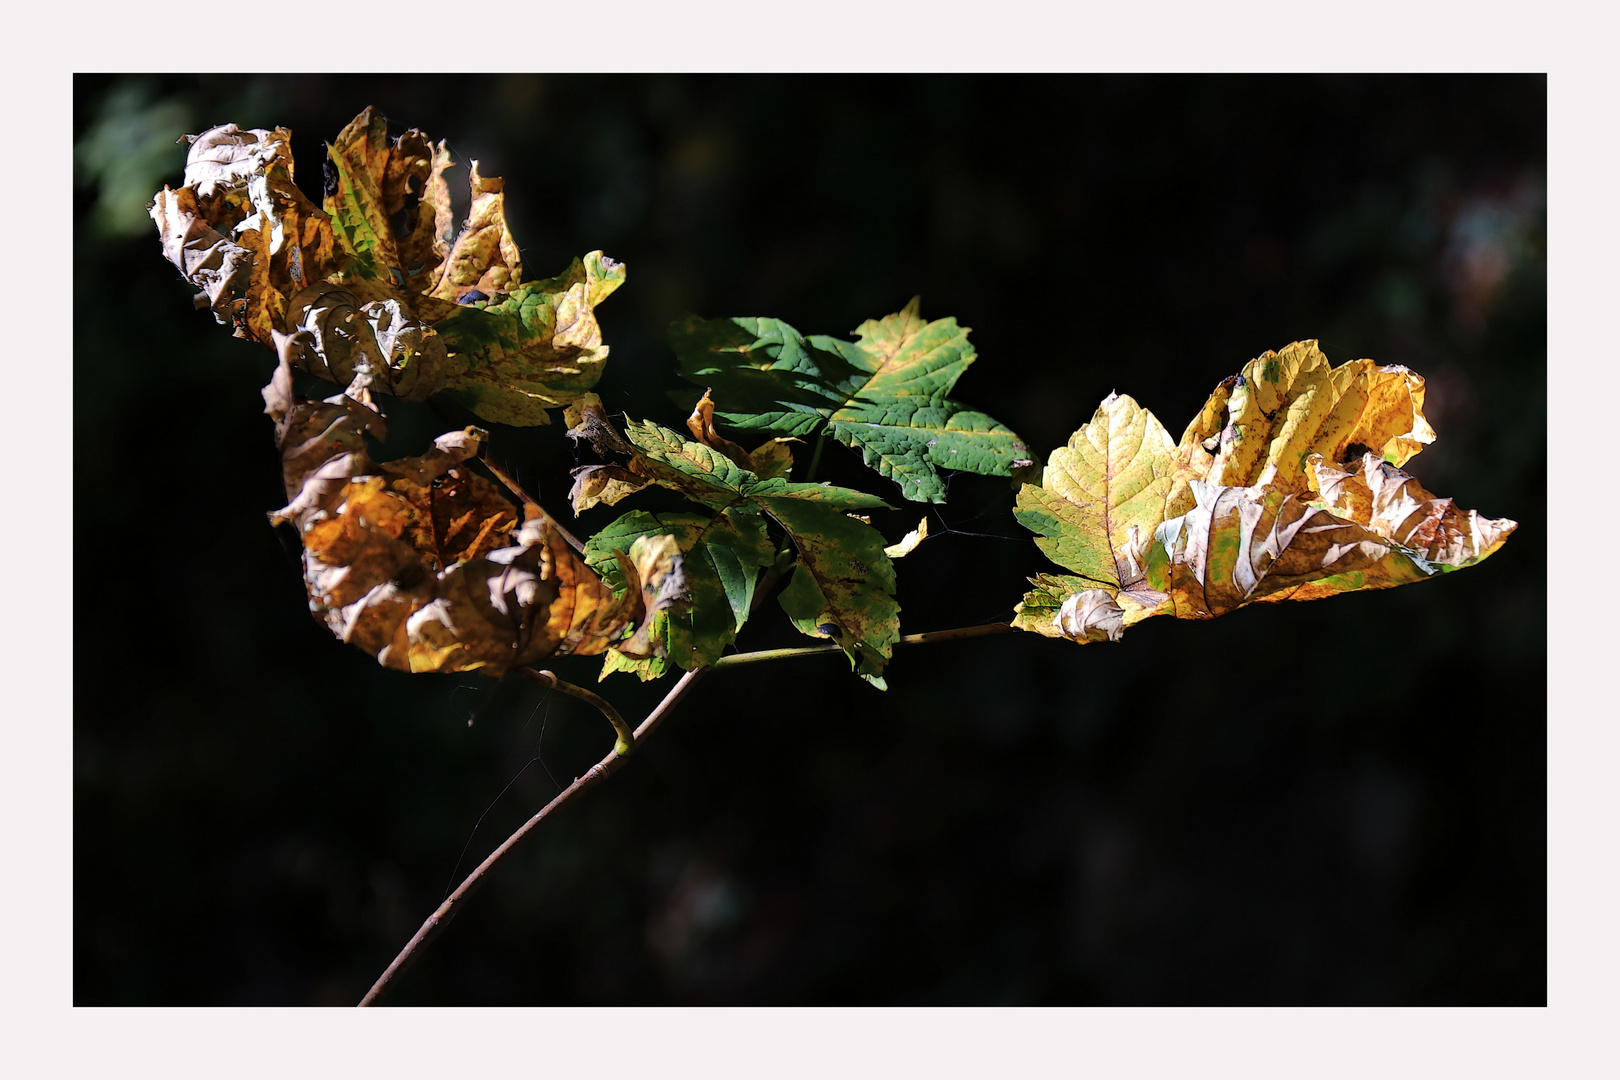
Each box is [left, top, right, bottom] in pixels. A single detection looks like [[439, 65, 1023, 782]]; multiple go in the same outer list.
[[668, 298, 1029, 503], [321, 108, 448, 297], [152, 123, 335, 340], [1014, 392, 1199, 592], [1306, 452, 1514, 567], [432, 251, 627, 426], [567, 396, 900, 683], [1014, 342, 1515, 644], [279, 281, 452, 402], [262, 339, 682, 676], [153, 108, 622, 426], [424, 162, 521, 302], [586, 508, 775, 673]]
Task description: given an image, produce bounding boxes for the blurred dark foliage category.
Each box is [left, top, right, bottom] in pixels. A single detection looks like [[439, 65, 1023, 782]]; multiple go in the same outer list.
[[74, 74, 1545, 1005]]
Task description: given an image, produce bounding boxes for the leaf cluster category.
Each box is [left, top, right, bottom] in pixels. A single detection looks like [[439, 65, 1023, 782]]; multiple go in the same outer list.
[[150, 108, 1517, 690]]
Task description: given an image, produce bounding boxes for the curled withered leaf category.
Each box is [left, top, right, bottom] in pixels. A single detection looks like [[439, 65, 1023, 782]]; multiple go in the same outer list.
[[282, 282, 451, 401], [1054, 589, 1125, 643], [183, 123, 293, 201], [1177, 339, 1436, 492], [685, 388, 797, 480], [153, 120, 336, 342], [565, 392, 655, 513], [1307, 452, 1514, 568], [1013, 342, 1515, 644], [883, 518, 929, 559], [322, 106, 454, 299], [427, 162, 521, 302], [154, 108, 624, 426], [149, 186, 254, 325], [262, 349, 682, 676]]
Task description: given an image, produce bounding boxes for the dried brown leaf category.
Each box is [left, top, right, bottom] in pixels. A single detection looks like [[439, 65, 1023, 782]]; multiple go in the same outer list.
[[263, 351, 681, 676]]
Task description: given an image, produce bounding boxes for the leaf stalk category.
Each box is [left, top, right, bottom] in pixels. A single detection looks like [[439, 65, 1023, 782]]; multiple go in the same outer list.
[[711, 621, 1014, 668]]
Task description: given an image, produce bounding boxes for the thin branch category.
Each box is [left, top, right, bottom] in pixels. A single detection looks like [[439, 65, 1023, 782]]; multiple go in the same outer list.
[[358, 667, 709, 1007], [358, 574, 1009, 1005], [514, 668, 635, 757], [712, 621, 1014, 668]]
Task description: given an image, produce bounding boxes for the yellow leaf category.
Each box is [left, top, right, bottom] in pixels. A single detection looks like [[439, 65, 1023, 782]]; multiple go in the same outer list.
[[1014, 392, 1200, 591], [883, 518, 930, 559], [1182, 340, 1436, 491], [1016, 342, 1514, 645], [426, 162, 522, 302]]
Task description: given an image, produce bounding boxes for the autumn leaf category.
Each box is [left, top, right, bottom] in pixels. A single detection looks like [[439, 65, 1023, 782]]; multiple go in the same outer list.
[[1177, 339, 1436, 490], [321, 107, 455, 305], [423, 162, 520, 303], [883, 518, 929, 559], [433, 251, 627, 426], [151, 122, 335, 339], [567, 395, 900, 684], [1015, 392, 1198, 592], [153, 108, 624, 426], [685, 388, 797, 480], [262, 341, 682, 676], [1013, 342, 1515, 643], [668, 298, 1030, 503]]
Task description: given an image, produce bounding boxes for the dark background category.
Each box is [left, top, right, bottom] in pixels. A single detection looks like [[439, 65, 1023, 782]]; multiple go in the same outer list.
[[75, 74, 1545, 1005]]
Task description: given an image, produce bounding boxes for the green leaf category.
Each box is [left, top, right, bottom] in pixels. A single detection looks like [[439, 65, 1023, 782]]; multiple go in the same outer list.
[[766, 495, 899, 687], [434, 252, 626, 426], [568, 398, 900, 682], [586, 508, 775, 670], [622, 421, 899, 681], [669, 298, 1030, 503]]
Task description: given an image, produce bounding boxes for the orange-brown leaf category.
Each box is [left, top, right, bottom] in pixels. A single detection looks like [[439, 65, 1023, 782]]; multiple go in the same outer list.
[[263, 351, 681, 676]]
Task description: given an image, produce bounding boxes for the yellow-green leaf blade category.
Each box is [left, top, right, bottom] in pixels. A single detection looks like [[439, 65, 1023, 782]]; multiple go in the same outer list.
[[435, 252, 626, 425], [1013, 393, 1193, 590], [766, 497, 900, 686]]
